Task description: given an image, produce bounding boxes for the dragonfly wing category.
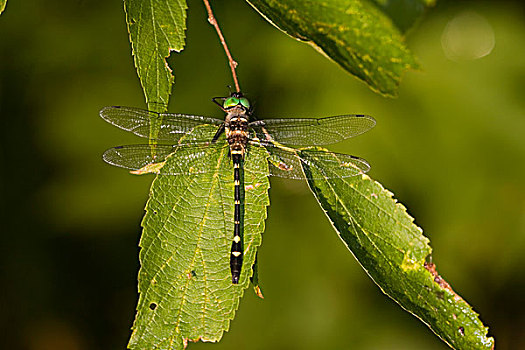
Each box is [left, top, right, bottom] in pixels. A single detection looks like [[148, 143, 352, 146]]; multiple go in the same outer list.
[[100, 106, 224, 141], [102, 142, 230, 175], [249, 114, 375, 146], [252, 142, 370, 180], [293, 148, 370, 180]]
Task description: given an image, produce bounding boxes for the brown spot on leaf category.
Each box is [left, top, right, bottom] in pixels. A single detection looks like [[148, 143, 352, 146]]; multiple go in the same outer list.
[[424, 262, 463, 301], [278, 162, 293, 171]]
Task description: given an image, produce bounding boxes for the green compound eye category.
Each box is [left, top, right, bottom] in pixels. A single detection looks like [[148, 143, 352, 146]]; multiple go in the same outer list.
[[223, 97, 239, 108], [239, 97, 251, 109]]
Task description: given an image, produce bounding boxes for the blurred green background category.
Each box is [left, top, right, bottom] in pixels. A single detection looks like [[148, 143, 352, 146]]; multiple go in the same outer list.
[[1, 0, 524, 349]]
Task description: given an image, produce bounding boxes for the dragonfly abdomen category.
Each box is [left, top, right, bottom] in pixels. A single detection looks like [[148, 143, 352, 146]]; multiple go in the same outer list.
[[230, 153, 244, 284]]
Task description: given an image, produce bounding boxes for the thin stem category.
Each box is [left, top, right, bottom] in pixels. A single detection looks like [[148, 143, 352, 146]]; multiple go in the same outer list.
[[202, 0, 241, 92]]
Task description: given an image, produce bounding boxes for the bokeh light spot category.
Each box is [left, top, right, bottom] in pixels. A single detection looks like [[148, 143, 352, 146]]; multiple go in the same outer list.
[[441, 11, 495, 61]]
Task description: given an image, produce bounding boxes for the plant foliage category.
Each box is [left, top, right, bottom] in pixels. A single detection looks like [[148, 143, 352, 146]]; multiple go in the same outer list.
[[246, 0, 430, 97], [124, 0, 188, 112], [300, 148, 494, 349]]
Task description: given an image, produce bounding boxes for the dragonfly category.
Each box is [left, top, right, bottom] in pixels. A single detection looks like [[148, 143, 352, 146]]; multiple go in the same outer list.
[[100, 92, 375, 284]]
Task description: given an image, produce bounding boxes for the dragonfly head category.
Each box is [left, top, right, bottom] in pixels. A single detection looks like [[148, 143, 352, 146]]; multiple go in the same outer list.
[[223, 92, 251, 111]]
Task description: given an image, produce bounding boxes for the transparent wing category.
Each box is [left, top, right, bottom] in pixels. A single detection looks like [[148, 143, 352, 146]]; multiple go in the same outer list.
[[103, 141, 370, 179], [100, 106, 224, 141], [102, 142, 230, 175], [249, 114, 375, 146], [254, 142, 370, 180]]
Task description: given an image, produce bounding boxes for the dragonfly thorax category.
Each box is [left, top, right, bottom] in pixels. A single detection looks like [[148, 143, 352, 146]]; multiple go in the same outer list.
[[225, 108, 250, 156]]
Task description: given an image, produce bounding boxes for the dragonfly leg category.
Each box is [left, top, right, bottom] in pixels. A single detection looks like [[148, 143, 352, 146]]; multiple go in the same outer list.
[[211, 123, 225, 143], [211, 96, 227, 111]]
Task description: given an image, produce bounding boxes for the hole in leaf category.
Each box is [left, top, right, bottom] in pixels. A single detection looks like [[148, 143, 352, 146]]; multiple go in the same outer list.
[[149, 302, 157, 310], [458, 326, 465, 336]]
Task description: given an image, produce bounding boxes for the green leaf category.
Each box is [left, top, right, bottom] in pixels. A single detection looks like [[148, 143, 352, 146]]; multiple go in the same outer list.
[[124, 0, 188, 112], [0, 0, 6, 15], [128, 126, 270, 349], [245, 0, 424, 97], [299, 148, 495, 350]]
